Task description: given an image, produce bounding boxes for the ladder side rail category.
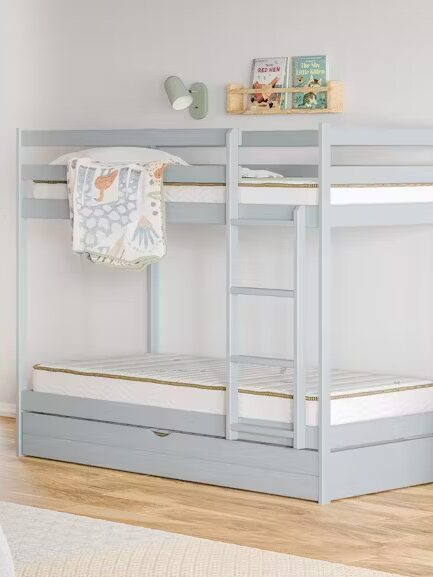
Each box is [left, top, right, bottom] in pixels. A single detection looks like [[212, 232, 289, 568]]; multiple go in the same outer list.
[[226, 129, 241, 440], [318, 123, 332, 504], [293, 205, 307, 449]]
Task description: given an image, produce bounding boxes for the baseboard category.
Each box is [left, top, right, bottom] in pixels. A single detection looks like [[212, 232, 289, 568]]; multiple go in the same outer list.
[[0, 403, 16, 417]]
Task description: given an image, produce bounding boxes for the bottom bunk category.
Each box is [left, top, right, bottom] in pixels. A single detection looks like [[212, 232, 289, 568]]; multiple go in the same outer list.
[[21, 352, 433, 502], [32, 353, 433, 428]]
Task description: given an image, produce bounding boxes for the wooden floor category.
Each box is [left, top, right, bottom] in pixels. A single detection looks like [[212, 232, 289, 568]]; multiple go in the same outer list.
[[1, 418, 433, 576]]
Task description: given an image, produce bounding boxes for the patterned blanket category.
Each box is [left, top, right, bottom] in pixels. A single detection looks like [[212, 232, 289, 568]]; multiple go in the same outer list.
[[67, 159, 167, 270]]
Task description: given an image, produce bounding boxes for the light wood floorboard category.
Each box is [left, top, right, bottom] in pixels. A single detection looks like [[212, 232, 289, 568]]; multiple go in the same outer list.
[[1, 417, 432, 576]]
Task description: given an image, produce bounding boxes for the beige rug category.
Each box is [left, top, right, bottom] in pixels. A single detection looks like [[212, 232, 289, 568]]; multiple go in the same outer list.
[[0, 501, 405, 577]]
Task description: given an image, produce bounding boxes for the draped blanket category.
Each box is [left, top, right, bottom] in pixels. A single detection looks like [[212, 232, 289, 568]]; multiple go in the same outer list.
[[67, 159, 166, 270]]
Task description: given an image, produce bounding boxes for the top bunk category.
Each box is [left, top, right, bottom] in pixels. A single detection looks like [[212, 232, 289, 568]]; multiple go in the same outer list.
[[18, 125, 433, 228]]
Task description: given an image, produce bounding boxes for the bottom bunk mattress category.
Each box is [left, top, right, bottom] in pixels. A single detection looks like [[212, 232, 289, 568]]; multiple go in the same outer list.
[[32, 354, 433, 426]]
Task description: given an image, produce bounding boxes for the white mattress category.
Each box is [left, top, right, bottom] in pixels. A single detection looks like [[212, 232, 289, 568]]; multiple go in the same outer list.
[[32, 354, 433, 426], [32, 178, 433, 205]]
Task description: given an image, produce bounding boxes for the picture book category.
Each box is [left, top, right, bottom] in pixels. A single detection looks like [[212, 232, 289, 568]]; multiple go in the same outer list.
[[292, 55, 327, 109], [248, 57, 288, 111]]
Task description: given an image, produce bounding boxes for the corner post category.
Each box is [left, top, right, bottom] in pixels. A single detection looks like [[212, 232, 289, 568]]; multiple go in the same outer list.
[[318, 123, 332, 503], [293, 205, 306, 449], [16, 128, 26, 456]]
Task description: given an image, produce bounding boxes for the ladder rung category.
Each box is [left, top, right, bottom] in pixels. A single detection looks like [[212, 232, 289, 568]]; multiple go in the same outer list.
[[230, 355, 294, 368], [232, 422, 295, 439], [231, 218, 293, 227], [231, 286, 294, 298]]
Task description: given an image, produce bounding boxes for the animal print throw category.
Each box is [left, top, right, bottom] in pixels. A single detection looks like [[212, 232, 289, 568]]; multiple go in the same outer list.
[[67, 159, 168, 270]]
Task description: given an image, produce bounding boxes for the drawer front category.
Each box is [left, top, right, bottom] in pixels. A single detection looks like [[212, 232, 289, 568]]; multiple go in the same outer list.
[[23, 412, 318, 476], [22, 412, 318, 501]]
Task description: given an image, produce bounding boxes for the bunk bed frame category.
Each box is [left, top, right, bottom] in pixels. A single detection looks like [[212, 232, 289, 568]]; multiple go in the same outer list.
[[17, 124, 433, 504]]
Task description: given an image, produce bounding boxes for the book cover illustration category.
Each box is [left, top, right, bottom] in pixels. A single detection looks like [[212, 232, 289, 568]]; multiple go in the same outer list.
[[248, 57, 288, 111], [292, 55, 327, 109]]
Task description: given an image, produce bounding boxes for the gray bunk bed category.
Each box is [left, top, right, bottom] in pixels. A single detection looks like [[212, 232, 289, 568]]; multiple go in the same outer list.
[[17, 125, 433, 504]]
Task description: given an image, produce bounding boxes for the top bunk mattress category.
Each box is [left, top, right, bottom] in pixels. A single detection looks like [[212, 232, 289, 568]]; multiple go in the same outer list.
[[32, 353, 433, 426], [32, 178, 433, 206]]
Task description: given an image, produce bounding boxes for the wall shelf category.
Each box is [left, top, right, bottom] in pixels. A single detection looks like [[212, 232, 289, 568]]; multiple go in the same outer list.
[[226, 81, 344, 115]]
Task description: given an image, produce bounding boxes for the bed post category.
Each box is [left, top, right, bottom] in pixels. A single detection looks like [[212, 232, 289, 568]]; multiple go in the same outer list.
[[225, 128, 241, 440], [16, 128, 26, 456], [147, 264, 160, 353], [318, 123, 332, 504]]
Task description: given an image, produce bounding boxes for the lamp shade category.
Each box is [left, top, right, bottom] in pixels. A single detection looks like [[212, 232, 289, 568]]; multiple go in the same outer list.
[[164, 76, 193, 110]]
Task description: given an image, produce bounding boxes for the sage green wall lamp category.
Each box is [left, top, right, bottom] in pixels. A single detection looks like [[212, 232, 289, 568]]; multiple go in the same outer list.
[[164, 76, 208, 120]]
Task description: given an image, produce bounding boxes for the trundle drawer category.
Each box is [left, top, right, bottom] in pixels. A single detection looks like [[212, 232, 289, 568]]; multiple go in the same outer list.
[[22, 412, 319, 500], [22, 412, 317, 476]]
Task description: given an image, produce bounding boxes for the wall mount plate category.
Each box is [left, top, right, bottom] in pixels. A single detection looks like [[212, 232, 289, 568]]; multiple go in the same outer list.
[[189, 82, 208, 120]]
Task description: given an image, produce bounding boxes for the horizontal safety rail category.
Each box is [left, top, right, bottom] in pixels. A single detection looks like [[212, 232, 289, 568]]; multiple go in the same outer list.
[[21, 128, 229, 147], [329, 127, 433, 147], [21, 128, 320, 148], [241, 130, 318, 147], [23, 165, 66, 181], [331, 165, 433, 184], [23, 164, 227, 184], [21, 126, 433, 148]]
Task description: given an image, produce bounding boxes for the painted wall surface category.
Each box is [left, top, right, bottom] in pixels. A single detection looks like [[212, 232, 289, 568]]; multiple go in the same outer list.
[[2, 0, 433, 409]]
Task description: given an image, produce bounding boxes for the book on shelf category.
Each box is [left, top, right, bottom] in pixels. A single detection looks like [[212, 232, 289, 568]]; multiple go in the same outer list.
[[248, 57, 288, 111], [291, 55, 327, 110]]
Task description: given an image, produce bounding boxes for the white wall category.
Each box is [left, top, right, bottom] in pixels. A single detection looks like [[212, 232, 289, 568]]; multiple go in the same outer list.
[[2, 0, 433, 409]]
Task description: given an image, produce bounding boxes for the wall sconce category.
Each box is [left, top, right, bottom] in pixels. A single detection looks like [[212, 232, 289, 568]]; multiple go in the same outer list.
[[164, 76, 208, 120]]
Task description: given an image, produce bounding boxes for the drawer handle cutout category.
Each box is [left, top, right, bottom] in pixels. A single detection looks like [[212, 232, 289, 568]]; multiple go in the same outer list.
[[152, 430, 171, 438]]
